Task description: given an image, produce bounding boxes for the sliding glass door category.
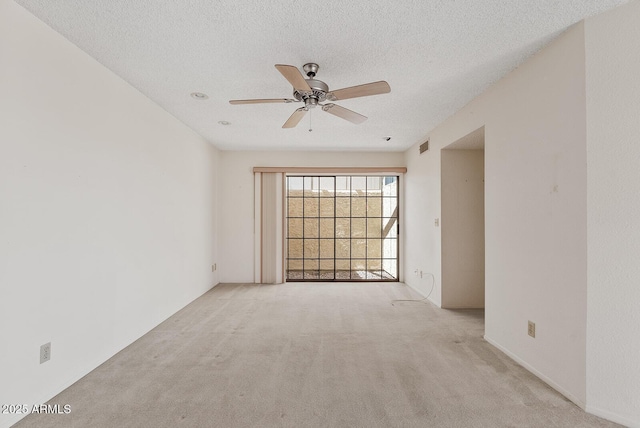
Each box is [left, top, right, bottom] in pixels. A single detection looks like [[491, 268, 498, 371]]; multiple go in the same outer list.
[[286, 175, 398, 281]]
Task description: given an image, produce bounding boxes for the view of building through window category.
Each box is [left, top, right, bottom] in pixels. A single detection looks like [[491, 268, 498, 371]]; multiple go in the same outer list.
[[286, 175, 398, 281]]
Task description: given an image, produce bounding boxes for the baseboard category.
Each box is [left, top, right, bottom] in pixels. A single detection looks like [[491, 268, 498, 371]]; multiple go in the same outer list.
[[404, 281, 440, 307], [483, 335, 586, 410], [586, 405, 638, 428], [1, 353, 119, 428], [1, 281, 219, 428], [441, 305, 485, 309]]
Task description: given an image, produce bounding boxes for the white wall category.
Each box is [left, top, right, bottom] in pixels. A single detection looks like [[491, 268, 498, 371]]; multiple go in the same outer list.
[[0, 2, 219, 427], [218, 150, 405, 283], [441, 149, 485, 309], [404, 23, 588, 405], [585, 1, 640, 426]]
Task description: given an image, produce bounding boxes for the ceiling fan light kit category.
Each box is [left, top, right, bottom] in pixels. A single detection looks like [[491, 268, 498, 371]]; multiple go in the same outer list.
[[229, 63, 390, 129]]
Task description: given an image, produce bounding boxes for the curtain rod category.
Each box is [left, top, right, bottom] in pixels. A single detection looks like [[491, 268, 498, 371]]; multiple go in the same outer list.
[[253, 166, 407, 173]]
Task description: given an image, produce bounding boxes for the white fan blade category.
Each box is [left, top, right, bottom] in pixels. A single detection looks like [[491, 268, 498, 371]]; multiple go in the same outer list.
[[327, 81, 390, 101], [322, 104, 367, 124], [275, 64, 311, 92], [283, 107, 308, 128]]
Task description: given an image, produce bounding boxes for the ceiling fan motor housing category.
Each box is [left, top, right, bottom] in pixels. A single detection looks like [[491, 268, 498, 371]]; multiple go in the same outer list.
[[294, 78, 329, 107]]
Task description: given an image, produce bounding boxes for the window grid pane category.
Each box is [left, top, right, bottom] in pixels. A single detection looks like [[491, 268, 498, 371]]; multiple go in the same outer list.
[[286, 175, 398, 282]]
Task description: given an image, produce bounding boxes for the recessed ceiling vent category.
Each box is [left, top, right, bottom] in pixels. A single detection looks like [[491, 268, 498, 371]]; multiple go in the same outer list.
[[419, 139, 429, 154]]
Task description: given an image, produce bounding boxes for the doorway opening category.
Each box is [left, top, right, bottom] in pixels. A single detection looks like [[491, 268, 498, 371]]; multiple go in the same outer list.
[[440, 126, 485, 308], [286, 175, 399, 281]]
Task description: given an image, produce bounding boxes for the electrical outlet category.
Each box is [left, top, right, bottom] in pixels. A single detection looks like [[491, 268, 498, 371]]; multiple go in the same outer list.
[[40, 342, 51, 364], [212, 263, 217, 272], [528, 321, 536, 338], [434, 218, 440, 227]]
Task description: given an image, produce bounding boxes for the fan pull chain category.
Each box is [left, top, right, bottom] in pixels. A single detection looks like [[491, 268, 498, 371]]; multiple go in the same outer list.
[[309, 109, 312, 132]]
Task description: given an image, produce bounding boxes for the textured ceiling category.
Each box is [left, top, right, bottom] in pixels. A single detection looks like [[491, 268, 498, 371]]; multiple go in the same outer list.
[[14, 0, 628, 152], [446, 127, 485, 150]]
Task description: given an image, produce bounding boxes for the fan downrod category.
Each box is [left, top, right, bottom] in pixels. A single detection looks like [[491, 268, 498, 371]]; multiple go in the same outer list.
[[293, 63, 328, 106]]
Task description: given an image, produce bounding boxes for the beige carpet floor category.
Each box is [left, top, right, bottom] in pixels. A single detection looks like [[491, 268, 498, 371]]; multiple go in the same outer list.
[[15, 282, 619, 428]]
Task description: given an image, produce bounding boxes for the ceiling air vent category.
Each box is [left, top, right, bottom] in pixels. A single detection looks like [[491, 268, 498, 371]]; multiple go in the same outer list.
[[419, 140, 429, 154]]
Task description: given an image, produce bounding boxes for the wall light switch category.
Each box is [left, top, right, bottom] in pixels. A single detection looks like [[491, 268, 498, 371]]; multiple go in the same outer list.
[[435, 218, 440, 227], [40, 342, 51, 364], [528, 321, 536, 338]]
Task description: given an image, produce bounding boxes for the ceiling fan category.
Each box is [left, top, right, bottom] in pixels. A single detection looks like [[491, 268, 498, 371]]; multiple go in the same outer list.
[[229, 63, 390, 128]]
